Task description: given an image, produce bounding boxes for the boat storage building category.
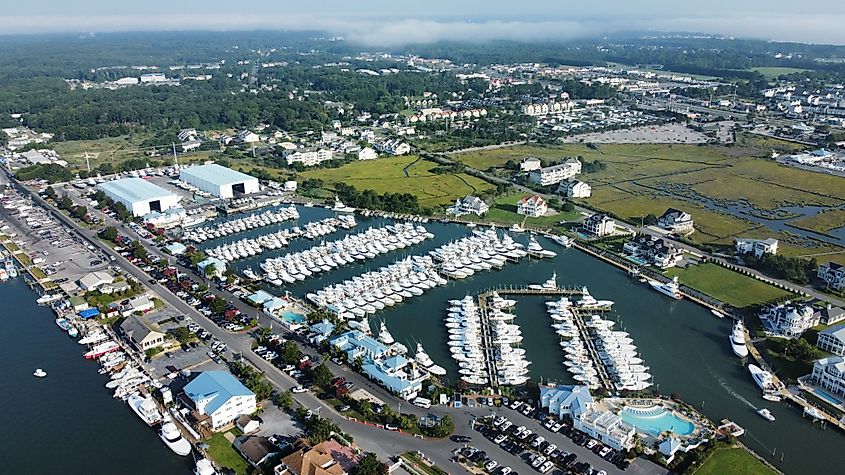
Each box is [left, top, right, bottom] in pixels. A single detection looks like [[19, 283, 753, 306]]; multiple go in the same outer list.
[[97, 178, 181, 217], [179, 164, 260, 198]]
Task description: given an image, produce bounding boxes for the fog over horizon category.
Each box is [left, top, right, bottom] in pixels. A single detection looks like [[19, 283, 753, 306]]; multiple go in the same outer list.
[[2, 1, 844, 45]]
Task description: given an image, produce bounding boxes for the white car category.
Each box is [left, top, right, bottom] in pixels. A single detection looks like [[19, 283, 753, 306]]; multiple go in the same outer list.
[[539, 461, 554, 473], [484, 460, 498, 471], [543, 444, 557, 456], [291, 386, 307, 393]]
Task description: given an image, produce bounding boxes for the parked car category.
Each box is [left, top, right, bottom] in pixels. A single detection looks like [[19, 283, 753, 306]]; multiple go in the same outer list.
[[291, 386, 307, 393]]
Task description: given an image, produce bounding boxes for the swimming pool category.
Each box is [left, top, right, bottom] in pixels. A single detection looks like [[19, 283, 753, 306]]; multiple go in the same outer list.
[[620, 406, 695, 437], [814, 388, 843, 406], [281, 310, 306, 324]]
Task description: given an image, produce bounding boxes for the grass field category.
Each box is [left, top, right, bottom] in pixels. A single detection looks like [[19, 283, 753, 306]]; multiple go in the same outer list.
[[298, 156, 496, 208], [694, 447, 777, 475], [761, 338, 816, 383], [666, 263, 793, 308], [465, 192, 580, 228], [206, 431, 248, 475], [749, 67, 810, 79], [51, 134, 219, 171], [789, 209, 845, 235]]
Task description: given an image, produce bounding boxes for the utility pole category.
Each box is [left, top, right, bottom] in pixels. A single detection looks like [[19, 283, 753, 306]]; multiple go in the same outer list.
[[172, 142, 178, 167], [85, 152, 91, 173]]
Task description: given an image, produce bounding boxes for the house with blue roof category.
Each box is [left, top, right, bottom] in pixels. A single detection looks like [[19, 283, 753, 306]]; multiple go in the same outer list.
[[329, 330, 389, 361], [330, 330, 425, 399], [308, 320, 336, 345], [198, 257, 226, 279], [540, 384, 595, 419], [183, 371, 257, 431]]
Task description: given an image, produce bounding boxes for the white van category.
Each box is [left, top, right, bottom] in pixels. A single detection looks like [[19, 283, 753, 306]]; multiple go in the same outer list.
[[412, 397, 431, 409]]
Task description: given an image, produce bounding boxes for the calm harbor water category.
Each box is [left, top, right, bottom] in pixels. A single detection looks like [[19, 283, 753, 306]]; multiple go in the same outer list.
[[212, 205, 845, 474], [0, 279, 192, 474]]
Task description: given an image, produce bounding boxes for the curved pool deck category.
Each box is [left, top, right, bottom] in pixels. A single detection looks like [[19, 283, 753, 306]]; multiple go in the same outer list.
[[620, 406, 696, 437]]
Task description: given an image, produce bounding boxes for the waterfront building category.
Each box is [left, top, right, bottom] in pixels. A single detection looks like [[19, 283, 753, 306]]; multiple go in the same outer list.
[[179, 163, 260, 198], [198, 257, 226, 279], [329, 330, 389, 361], [119, 315, 165, 351], [450, 195, 490, 216], [517, 195, 548, 217], [275, 439, 358, 475], [623, 234, 684, 268], [521, 157, 542, 172], [362, 354, 426, 400], [574, 409, 636, 451], [818, 262, 845, 291], [120, 295, 155, 317], [143, 207, 187, 229], [810, 355, 845, 399], [284, 148, 334, 167], [657, 208, 695, 235], [558, 179, 591, 198], [78, 271, 115, 292], [759, 301, 819, 337], [183, 371, 257, 432], [235, 435, 279, 467], [529, 159, 582, 186], [540, 384, 595, 419], [817, 323, 845, 356], [97, 178, 181, 217], [581, 214, 616, 237], [734, 237, 779, 257], [819, 305, 845, 325]]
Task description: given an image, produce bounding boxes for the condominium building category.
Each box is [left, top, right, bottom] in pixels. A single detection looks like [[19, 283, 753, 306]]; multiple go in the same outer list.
[[817, 324, 845, 356], [810, 356, 845, 399], [528, 159, 582, 186], [285, 148, 334, 167], [517, 195, 548, 217]]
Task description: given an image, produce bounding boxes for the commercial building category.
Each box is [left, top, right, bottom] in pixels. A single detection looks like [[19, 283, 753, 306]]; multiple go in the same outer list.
[[538, 384, 634, 451], [517, 195, 548, 217], [540, 384, 595, 419], [183, 371, 257, 431], [623, 234, 684, 268], [810, 356, 845, 399], [78, 271, 115, 292], [528, 159, 582, 186], [817, 324, 845, 356], [179, 164, 260, 199], [734, 237, 779, 257], [97, 178, 181, 217], [818, 262, 845, 291]]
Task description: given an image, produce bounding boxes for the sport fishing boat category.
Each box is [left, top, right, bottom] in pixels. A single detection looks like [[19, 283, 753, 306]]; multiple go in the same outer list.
[[377, 322, 396, 346], [757, 408, 775, 422], [648, 276, 682, 300], [529, 272, 558, 291], [577, 287, 614, 309], [194, 458, 218, 475], [159, 422, 192, 456], [526, 236, 557, 258], [549, 234, 573, 248], [83, 340, 120, 359], [128, 394, 163, 426], [730, 320, 749, 358], [414, 343, 447, 376], [332, 198, 356, 214]]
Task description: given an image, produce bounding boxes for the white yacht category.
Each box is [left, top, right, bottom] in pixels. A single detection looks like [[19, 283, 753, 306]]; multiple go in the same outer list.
[[757, 408, 775, 422], [748, 364, 780, 396], [414, 343, 447, 376], [526, 236, 557, 258], [159, 422, 192, 456], [377, 322, 395, 346], [648, 276, 682, 300], [509, 223, 525, 233], [332, 198, 356, 214], [529, 272, 558, 291], [730, 320, 749, 358], [577, 287, 614, 309], [128, 394, 163, 426], [194, 458, 217, 475], [549, 234, 573, 248]]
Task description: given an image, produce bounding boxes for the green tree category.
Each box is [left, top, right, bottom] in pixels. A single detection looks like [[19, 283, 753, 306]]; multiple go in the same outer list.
[[351, 453, 387, 475], [275, 390, 293, 410], [209, 297, 227, 315], [170, 327, 193, 344], [100, 226, 119, 241], [312, 363, 333, 388], [562, 201, 575, 212], [203, 263, 217, 279], [282, 340, 302, 364]]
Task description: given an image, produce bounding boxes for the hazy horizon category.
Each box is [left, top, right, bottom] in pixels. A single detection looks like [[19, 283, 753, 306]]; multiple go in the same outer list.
[[4, 1, 845, 46]]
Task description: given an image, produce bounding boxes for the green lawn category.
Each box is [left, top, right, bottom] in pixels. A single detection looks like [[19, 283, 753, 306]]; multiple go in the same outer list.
[[464, 193, 580, 229], [206, 431, 249, 475], [694, 448, 777, 475], [299, 155, 496, 208], [789, 209, 845, 235], [666, 263, 793, 308], [761, 338, 816, 383]]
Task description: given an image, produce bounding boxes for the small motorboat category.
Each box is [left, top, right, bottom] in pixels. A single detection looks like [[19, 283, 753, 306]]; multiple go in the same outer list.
[[757, 408, 775, 422], [33, 368, 47, 378]]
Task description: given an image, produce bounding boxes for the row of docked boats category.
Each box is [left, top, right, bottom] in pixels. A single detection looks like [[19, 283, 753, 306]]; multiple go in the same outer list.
[[586, 314, 653, 391], [204, 216, 356, 263], [261, 223, 434, 285], [432, 229, 527, 279], [307, 255, 446, 318], [446, 296, 490, 386], [374, 322, 447, 376], [182, 206, 300, 243]]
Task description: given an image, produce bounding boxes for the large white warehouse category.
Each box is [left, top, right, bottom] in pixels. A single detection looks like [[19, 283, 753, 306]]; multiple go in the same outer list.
[[179, 164, 260, 199], [97, 178, 181, 217]]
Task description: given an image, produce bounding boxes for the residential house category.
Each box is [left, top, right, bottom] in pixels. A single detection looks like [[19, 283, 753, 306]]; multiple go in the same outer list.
[[558, 179, 591, 198], [623, 234, 684, 268], [759, 301, 819, 337], [284, 181, 298, 192], [235, 435, 279, 467], [78, 271, 115, 292], [119, 315, 165, 351], [177, 128, 198, 142], [121, 295, 155, 317], [451, 195, 490, 216], [238, 130, 260, 144], [357, 147, 378, 161], [285, 148, 334, 167], [376, 139, 410, 156], [69, 295, 89, 312], [99, 280, 131, 295], [657, 208, 695, 235], [236, 415, 261, 434], [181, 139, 203, 152], [735, 238, 779, 257], [520, 157, 542, 172], [183, 371, 257, 431], [810, 356, 845, 399], [540, 384, 595, 419], [819, 305, 845, 325], [517, 195, 548, 218], [275, 439, 359, 475], [818, 262, 845, 291], [581, 214, 616, 237], [817, 323, 845, 356], [528, 159, 582, 186]]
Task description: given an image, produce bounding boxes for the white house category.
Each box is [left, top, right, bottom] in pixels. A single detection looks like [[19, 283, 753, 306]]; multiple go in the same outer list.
[[735, 238, 779, 257], [451, 195, 490, 216], [818, 262, 845, 291], [529, 159, 582, 186], [285, 148, 333, 167], [623, 234, 684, 268], [558, 179, 592, 198], [810, 356, 845, 399], [817, 324, 845, 356], [357, 147, 378, 161], [283, 180, 298, 192], [517, 195, 548, 217], [520, 157, 542, 172], [376, 139, 410, 156], [183, 371, 257, 431], [658, 208, 695, 235], [237, 130, 260, 144], [581, 214, 616, 237], [759, 301, 819, 337], [540, 385, 594, 420]]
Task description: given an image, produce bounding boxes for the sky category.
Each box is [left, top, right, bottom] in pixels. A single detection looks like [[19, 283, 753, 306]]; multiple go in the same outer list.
[[3, 0, 845, 45]]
